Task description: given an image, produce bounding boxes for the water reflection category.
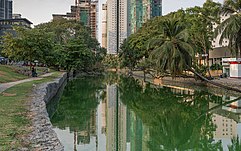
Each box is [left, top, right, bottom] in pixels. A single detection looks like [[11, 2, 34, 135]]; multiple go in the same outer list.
[[48, 75, 241, 151]]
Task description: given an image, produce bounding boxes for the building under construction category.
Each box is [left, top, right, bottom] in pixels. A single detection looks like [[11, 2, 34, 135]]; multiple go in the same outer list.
[[52, 0, 98, 38]]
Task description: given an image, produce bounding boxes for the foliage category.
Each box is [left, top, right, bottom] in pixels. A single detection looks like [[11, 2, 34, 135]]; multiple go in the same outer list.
[[228, 137, 241, 151], [210, 63, 223, 70], [50, 77, 104, 131], [148, 18, 194, 76], [119, 1, 222, 78], [102, 54, 120, 69], [215, 0, 241, 57], [2, 19, 106, 72], [2, 27, 55, 64], [118, 76, 223, 151]]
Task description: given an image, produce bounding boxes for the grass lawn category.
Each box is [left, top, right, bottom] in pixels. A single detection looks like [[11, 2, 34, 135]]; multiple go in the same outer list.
[[0, 65, 28, 83], [0, 71, 63, 150]]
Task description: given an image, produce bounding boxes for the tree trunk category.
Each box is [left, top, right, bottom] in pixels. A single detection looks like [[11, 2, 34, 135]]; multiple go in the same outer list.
[[205, 48, 212, 77], [143, 70, 146, 82], [188, 66, 241, 93]]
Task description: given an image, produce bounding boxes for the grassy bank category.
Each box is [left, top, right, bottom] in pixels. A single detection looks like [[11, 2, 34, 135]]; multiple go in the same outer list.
[[0, 65, 27, 83], [0, 71, 63, 150]]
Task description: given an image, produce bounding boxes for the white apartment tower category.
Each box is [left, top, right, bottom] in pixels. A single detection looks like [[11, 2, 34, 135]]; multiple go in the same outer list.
[[107, 0, 130, 54]]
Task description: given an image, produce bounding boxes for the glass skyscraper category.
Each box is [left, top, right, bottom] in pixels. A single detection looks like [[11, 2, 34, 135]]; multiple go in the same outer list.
[[0, 0, 12, 19]]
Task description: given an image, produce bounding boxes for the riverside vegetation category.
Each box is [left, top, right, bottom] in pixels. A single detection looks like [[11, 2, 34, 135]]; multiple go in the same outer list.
[[1, 0, 241, 149]]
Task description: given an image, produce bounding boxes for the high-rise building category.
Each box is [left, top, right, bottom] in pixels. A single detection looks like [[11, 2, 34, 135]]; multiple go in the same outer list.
[[101, 4, 107, 48], [52, 0, 98, 38], [130, 0, 162, 33], [106, 0, 131, 54], [151, 0, 162, 17], [106, 0, 162, 54], [0, 0, 12, 19]]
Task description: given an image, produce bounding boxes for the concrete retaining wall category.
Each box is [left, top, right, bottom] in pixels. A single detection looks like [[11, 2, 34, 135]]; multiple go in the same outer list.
[[28, 73, 67, 151]]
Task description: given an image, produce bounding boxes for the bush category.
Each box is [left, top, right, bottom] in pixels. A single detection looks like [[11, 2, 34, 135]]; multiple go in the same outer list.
[[210, 63, 223, 70]]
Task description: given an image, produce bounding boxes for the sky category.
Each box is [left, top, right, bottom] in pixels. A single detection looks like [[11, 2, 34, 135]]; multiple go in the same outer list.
[[14, 0, 223, 26], [14, 0, 223, 43]]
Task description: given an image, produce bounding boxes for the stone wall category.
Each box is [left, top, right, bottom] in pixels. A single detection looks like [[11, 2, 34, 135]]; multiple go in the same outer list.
[[28, 73, 67, 151]]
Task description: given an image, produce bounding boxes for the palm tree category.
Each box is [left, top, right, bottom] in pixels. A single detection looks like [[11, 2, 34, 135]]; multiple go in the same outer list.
[[148, 18, 194, 77], [215, 0, 241, 58], [148, 18, 241, 93]]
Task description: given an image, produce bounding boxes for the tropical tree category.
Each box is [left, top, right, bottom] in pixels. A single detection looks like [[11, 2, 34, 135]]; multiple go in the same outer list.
[[185, 0, 221, 76], [215, 0, 241, 57], [147, 18, 194, 76], [2, 27, 55, 65], [2, 19, 106, 72]]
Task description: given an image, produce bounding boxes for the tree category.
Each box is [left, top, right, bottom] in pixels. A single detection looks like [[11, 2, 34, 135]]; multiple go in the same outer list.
[[215, 0, 241, 58], [2, 27, 55, 65], [2, 19, 106, 72], [147, 18, 194, 76], [185, 0, 221, 76]]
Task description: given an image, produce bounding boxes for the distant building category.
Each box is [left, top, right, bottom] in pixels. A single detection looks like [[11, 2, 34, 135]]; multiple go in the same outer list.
[[106, 0, 131, 54], [52, 0, 98, 39], [106, 0, 162, 54], [130, 0, 162, 33], [0, 0, 12, 19], [12, 13, 21, 19], [0, 18, 32, 37]]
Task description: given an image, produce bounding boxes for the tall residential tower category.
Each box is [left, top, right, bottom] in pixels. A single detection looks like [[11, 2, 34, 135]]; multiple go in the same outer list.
[[106, 0, 162, 54], [0, 0, 12, 19]]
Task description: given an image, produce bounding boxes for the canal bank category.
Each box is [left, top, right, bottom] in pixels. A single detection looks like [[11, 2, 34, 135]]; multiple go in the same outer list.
[[127, 71, 241, 96], [27, 72, 67, 150]]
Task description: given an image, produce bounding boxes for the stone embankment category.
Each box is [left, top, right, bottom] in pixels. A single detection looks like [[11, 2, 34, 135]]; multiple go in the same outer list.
[[130, 71, 241, 96], [28, 73, 67, 150]]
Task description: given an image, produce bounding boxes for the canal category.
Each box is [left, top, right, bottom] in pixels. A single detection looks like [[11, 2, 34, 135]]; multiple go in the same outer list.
[[47, 74, 241, 151]]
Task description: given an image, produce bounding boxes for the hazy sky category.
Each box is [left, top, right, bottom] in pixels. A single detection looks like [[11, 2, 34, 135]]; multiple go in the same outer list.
[[14, 0, 223, 25]]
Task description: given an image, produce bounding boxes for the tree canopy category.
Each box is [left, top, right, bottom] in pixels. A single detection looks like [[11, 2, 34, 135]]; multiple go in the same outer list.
[[2, 19, 106, 71], [119, 0, 222, 78]]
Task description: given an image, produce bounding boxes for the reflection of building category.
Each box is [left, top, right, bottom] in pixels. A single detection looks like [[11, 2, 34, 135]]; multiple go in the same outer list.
[[76, 109, 97, 145], [212, 114, 237, 139], [101, 98, 107, 134], [210, 97, 241, 150], [106, 84, 128, 151]]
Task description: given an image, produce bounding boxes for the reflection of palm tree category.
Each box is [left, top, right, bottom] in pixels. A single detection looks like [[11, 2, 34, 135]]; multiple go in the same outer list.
[[119, 76, 222, 150], [228, 136, 241, 151]]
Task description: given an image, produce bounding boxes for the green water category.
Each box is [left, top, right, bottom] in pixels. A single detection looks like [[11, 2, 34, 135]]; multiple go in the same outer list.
[[48, 74, 241, 151]]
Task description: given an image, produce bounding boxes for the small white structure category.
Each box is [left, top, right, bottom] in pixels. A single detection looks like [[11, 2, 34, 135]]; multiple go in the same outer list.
[[223, 58, 241, 78]]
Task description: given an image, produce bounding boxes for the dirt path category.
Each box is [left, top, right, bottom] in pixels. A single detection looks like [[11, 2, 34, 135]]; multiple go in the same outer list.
[[0, 73, 53, 93]]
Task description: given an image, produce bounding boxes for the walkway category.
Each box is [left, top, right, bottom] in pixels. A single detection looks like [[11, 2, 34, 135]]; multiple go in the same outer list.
[[0, 73, 53, 93]]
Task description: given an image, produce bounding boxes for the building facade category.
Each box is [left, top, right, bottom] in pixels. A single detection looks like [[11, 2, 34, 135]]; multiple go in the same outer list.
[[106, 0, 131, 54], [106, 0, 162, 54], [0, 18, 32, 37], [0, 0, 12, 20], [52, 0, 98, 39], [102, 4, 107, 48]]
